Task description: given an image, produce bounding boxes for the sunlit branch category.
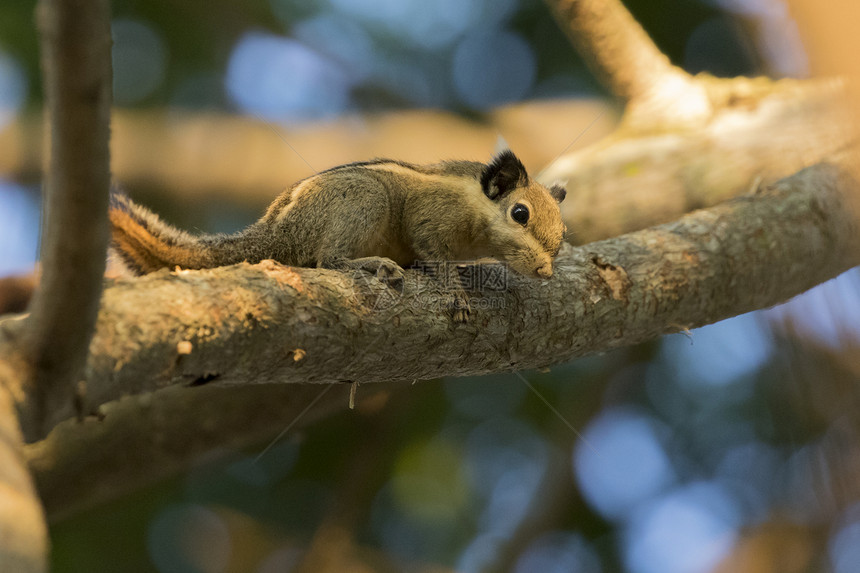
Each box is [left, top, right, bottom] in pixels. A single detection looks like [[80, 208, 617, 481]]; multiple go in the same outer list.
[[5, 158, 857, 446], [543, 0, 711, 124]]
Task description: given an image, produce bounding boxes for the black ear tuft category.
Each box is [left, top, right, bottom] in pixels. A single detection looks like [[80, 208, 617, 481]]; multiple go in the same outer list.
[[549, 183, 566, 203], [481, 150, 528, 200]]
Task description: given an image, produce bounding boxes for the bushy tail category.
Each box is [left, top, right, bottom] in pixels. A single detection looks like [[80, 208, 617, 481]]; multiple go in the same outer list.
[[109, 193, 214, 275]]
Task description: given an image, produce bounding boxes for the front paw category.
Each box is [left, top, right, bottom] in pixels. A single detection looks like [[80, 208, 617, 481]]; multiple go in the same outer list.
[[350, 257, 406, 291]]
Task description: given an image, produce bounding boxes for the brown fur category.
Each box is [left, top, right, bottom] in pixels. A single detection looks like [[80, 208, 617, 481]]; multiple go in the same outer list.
[[109, 151, 566, 318]]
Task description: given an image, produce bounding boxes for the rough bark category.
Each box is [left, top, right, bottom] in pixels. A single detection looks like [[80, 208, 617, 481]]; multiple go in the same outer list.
[[23, 0, 112, 438], [9, 158, 855, 518]]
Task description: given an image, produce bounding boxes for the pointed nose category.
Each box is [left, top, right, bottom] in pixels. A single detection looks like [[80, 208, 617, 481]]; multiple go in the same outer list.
[[536, 263, 553, 279]]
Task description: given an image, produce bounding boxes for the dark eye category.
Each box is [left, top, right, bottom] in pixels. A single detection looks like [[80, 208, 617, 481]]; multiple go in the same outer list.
[[511, 203, 530, 225]]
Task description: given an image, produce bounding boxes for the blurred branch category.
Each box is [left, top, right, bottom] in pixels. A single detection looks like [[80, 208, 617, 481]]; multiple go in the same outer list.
[[0, 102, 613, 205], [22, 0, 112, 437], [540, 1, 854, 242], [2, 81, 850, 249], [543, 0, 711, 125], [2, 79, 848, 248], [3, 156, 856, 447], [0, 0, 112, 569], [0, 363, 47, 572], [26, 382, 368, 519], [0, 272, 37, 316], [542, 78, 851, 242], [484, 450, 575, 572]]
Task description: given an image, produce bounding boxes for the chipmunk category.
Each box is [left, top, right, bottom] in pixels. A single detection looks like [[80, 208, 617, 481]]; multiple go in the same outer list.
[[109, 150, 566, 321]]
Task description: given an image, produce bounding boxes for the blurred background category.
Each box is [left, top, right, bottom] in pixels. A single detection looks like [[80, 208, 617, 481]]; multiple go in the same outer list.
[[3, 0, 860, 572]]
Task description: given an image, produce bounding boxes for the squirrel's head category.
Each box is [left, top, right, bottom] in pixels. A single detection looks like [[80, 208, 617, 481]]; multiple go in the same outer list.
[[481, 150, 566, 279]]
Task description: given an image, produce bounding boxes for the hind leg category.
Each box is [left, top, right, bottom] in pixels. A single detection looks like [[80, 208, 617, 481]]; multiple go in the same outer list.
[[319, 255, 406, 291]]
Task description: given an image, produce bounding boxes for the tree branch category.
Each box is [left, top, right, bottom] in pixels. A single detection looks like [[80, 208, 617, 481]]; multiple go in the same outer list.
[[543, 0, 711, 125], [0, 272, 37, 316], [0, 102, 612, 204], [0, 363, 47, 572], [0, 0, 112, 568], [541, 78, 851, 242], [5, 158, 856, 447], [540, 1, 853, 221], [22, 0, 112, 436], [0, 1, 855, 535], [26, 382, 370, 519]]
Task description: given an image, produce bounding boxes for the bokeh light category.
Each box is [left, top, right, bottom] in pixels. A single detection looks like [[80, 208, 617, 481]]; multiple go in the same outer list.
[[465, 418, 549, 536], [391, 438, 469, 522], [147, 504, 231, 573], [371, 478, 465, 564], [715, 441, 783, 523], [328, 0, 476, 50], [0, 181, 39, 277], [370, 53, 452, 107], [452, 28, 537, 109], [662, 312, 774, 390], [514, 531, 602, 573], [292, 14, 376, 83], [624, 482, 740, 573], [0, 49, 26, 130], [574, 407, 677, 520], [830, 504, 860, 573], [456, 534, 506, 573], [767, 269, 860, 349], [226, 31, 353, 121], [111, 18, 168, 105]]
